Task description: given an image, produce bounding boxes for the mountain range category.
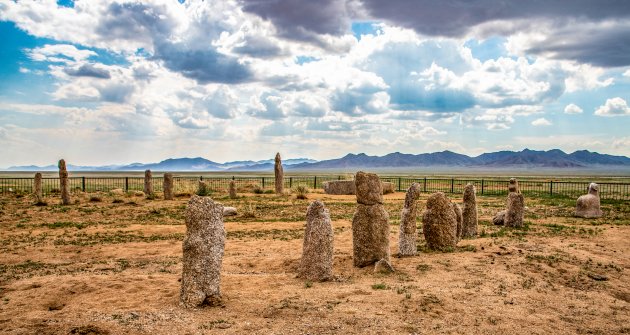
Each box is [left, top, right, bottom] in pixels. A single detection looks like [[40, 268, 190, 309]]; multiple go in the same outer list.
[[5, 149, 630, 171]]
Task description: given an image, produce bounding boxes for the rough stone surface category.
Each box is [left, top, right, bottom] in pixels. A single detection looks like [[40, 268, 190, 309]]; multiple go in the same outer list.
[[299, 200, 334, 281], [163, 173, 174, 200], [229, 180, 237, 199], [181, 195, 225, 308], [355, 171, 383, 205], [382, 182, 395, 194], [58, 159, 71, 205], [452, 202, 463, 242], [422, 192, 458, 251], [274, 153, 284, 195], [575, 183, 603, 218], [505, 193, 525, 228], [461, 183, 478, 238], [398, 183, 420, 256], [34, 172, 43, 204], [352, 204, 390, 267], [144, 170, 153, 196], [509, 178, 520, 193], [493, 210, 506, 225], [223, 207, 237, 216], [374, 258, 395, 274], [323, 180, 356, 195]]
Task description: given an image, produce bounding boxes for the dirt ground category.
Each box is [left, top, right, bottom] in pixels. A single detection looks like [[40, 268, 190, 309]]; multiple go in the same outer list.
[[0, 188, 628, 335]]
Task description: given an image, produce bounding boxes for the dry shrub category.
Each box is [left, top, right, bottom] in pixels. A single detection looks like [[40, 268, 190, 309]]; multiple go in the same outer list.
[[242, 202, 257, 218], [294, 185, 309, 199]]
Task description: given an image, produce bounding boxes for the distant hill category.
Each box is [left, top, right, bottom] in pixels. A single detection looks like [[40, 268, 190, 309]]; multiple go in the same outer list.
[[289, 149, 630, 170], [5, 149, 630, 171]]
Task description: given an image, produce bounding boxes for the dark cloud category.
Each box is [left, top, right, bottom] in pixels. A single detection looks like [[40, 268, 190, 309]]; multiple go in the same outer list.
[[99, 83, 134, 103], [155, 42, 253, 84], [96, 2, 175, 43], [240, 0, 352, 46], [232, 35, 285, 58], [64, 64, 111, 79]]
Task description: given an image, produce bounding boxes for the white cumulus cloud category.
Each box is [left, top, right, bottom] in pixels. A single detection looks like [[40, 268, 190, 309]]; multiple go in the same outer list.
[[564, 103, 583, 114], [531, 118, 552, 126], [595, 97, 630, 116]]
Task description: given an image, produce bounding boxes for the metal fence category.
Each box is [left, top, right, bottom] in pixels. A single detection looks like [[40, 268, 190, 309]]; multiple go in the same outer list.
[[0, 175, 628, 200]]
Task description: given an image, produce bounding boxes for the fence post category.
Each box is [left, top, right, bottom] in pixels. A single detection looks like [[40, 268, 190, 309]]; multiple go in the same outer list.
[[289, 177, 292, 189], [200, 175, 203, 181], [262, 177, 265, 189], [82, 176, 86, 192], [423, 177, 427, 192], [481, 179, 484, 195], [550, 180, 553, 196], [398, 177, 401, 192], [232, 176, 235, 180], [314, 176, 317, 189], [124, 177, 129, 192], [338, 176, 341, 180], [451, 178, 454, 193]]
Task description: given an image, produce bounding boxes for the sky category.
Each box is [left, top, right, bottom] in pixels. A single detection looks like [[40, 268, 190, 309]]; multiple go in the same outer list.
[[1, 0, 630, 167]]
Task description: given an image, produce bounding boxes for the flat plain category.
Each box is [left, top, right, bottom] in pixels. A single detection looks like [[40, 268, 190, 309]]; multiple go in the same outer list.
[[0, 187, 628, 334]]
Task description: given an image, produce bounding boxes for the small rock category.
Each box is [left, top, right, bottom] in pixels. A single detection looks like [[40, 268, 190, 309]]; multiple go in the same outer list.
[[587, 273, 608, 281], [223, 207, 237, 216]]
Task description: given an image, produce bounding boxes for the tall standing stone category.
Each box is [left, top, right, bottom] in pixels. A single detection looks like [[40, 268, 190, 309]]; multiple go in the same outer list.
[[163, 173, 174, 200], [352, 171, 390, 267], [181, 195, 225, 308], [34, 172, 43, 204], [422, 192, 458, 251], [461, 183, 478, 238], [58, 159, 71, 205], [144, 170, 153, 197], [274, 153, 284, 195], [299, 200, 334, 281], [229, 180, 237, 199], [452, 202, 463, 242], [398, 183, 420, 256], [504, 193, 525, 228], [575, 183, 602, 218]]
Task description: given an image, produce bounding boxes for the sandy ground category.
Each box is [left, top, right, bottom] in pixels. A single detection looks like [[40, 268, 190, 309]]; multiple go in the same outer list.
[[0, 190, 628, 335]]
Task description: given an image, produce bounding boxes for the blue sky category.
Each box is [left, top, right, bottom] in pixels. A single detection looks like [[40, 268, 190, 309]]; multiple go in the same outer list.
[[1, 0, 629, 166]]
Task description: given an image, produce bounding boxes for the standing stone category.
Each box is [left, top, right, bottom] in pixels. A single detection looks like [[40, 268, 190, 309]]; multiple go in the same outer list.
[[274, 153, 284, 195], [181, 195, 225, 308], [58, 159, 71, 205], [163, 173, 174, 200], [299, 200, 334, 281], [452, 202, 463, 242], [352, 171, 390, 267], [508, 178, 519, 193], [398, 183, 420, 256], [144, 170, 153, 197], [461, 183, 478, 238], [504, 193, 525, 228], [575, 183, 602, 218], [229, 180, 237, 199], [33, 172, 43, 204], [422, 192, 458, 251], [197, 180, 210, 196]]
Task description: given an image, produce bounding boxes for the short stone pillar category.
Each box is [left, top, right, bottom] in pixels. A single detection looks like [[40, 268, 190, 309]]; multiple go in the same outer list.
[[58, 159, 70, 205], [461, 184, 478, 238], [352, 171, 390, 267], [505, 193, 525, 227], [180, 195, 225, 308], [229, 180, 237, 199], [163, 173, 174, 200], [575, 183, 602, 218], [422, 192, 458, 251], [274, 153, 284, 195], [398, 183, 420, 256], [34, 172, 43, 204], [144, 170, 153, 197], [299, 200, 334, 281]]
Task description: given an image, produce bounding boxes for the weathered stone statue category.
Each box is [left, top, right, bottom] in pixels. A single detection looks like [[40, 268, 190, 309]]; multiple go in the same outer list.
[[58, 159, 70, 205], [461, 183, 478, 238], [299, 200, 334, 281], [229, 180, 237, 199], [34, 172, 44, 205], [163, 173, 174, 200], [352, 171, 390, 267], [422, 192, 458, 251], [274, 153, 284, 195], [181, 195, 225, 308], [398, 183, 420, 256], [144, 170, 153, 197], [575, 183, 603, 218]]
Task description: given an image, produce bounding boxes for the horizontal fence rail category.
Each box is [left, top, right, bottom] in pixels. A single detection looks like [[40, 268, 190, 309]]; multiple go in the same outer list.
[[0, 176, 628, 200]]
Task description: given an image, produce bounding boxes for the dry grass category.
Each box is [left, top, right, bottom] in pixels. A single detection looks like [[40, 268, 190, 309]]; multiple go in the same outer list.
[[0, 189, 628, 334]]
